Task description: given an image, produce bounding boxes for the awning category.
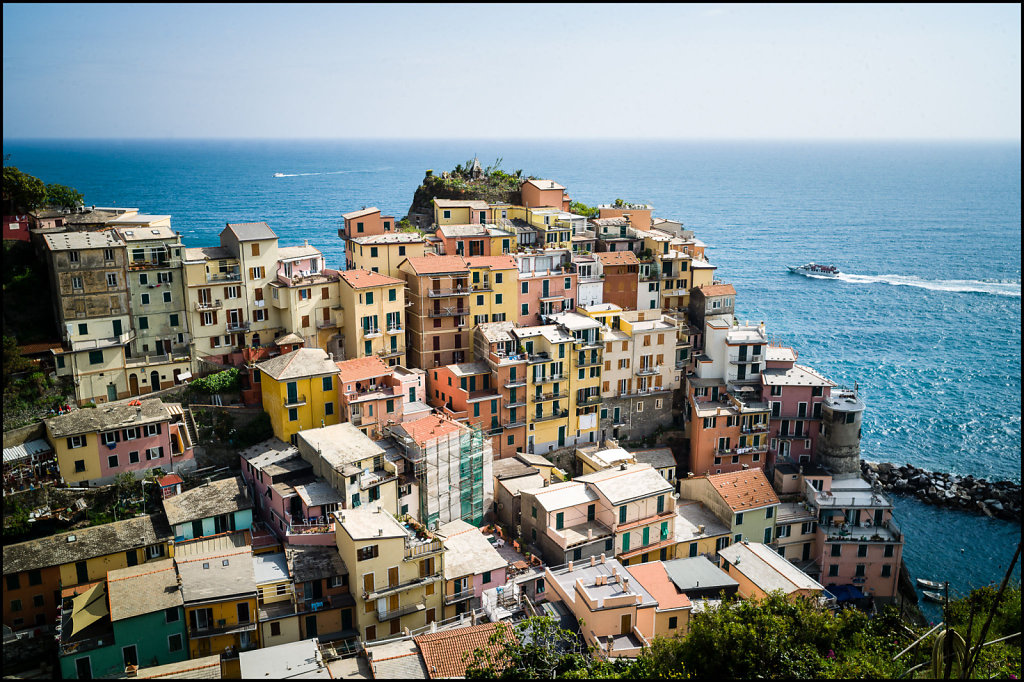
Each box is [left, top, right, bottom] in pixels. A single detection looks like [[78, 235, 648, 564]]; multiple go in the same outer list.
[[70, 582, 109, 636], [176, 371, 192, 382]]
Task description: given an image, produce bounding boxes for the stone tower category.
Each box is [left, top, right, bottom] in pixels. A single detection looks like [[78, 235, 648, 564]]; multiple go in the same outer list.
[[816, 387, 865, 475]]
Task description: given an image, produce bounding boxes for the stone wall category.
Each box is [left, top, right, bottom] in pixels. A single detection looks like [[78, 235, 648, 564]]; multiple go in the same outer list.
[[862, 461, 1021, 522]]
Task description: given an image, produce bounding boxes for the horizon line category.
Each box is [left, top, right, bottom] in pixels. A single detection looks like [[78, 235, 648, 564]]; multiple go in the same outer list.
[[3, 136, 1021, 144]]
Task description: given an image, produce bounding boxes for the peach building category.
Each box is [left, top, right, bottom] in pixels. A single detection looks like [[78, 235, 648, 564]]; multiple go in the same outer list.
[[515, 249, 577, 325], [336, 356, 427, 439], [434, 224, 516, 258], [427, 361, 503, 440], [597, 203, 654, 231], [473, 322, 528, 457], [521, 179, 571, 211], [339, 207, 395, 240], [399, 254, 472, 369], [718, 541, 824, 602], [595, 251, 640, 311], [338, 269, 407, 367]]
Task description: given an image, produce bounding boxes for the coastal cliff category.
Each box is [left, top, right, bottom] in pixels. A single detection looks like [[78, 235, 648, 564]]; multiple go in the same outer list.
[[403, 158, 529, 228]]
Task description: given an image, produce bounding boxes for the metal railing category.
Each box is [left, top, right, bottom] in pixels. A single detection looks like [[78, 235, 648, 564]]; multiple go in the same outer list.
[[428, 308, 469, 318], [377, 603, 423, 622], [504, 398, 526, 408], [194, 299, 222, 311], [226, 320, 251, 333], [444, 591, 475, 606], [577, 394, 603, 406], [377, 347, 405, 358], [283, 393, 307, 408], [316, 318, 336, 329], [504, 378, 526, 388], [404, 538, 445, 559], [427, 287, 470, 297], [533, 410, 569, 423], [636, 365, 661, 376], [362, 328, 383, 338], [533, 390, 569, 402], [503, 419, 526, 429]]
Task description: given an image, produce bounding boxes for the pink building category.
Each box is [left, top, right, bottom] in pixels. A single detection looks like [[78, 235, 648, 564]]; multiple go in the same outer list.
[[239, 437, 339, 546], [437, 519, 509, 618], [762, 345, 835, 468], [516, 250, 577, 324], [336, 356, 429, 439]]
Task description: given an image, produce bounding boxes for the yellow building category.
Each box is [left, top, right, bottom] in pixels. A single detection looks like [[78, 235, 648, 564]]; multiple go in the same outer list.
[[256, 348, 341, 444], [512, 324, 575, 454], [175, 534, 259, 664], [333, 506, 445, 641], [433, 198, 489, 226], [337, 269, 407, 367], [253, 552, 301, 649], [266, 243, 343, 352], [466, 256, 518, 341], [347, 234, 427, 278]]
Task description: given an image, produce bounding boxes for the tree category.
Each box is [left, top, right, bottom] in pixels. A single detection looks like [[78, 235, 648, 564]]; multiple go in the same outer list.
[[2, 166, 46, 213], [44, 183, 84, 210], [569, 201, 599, 218]]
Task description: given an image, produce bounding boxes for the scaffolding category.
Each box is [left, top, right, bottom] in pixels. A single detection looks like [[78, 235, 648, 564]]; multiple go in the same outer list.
[[387, 420, 493, 530]]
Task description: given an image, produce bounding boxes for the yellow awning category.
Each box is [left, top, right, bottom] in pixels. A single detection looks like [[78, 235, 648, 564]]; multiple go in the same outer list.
[[70, 582, 109, 637]]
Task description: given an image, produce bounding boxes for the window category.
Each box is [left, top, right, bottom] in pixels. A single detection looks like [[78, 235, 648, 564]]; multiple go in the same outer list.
[[146, 447, 163, 460], [325, 402, 334, 416], [165, 606, 180, 623], [89, 350, 104, 365], [619, 506, 627, 523], [74, 459, 86, 473], [828, 565, 839, 577], [669, 616, 678, 629], [28, 570, 41, 587], [536, 578, 544, 594], [107, 273, 118, 287], [270, 622, 281, 636], [443, 210, 451, 219], [857, 544, 868, 557], [138, 316, 149, 330], [531, 506, 537, 519], [763, 527, 773, 543], [129, 451, 139, 463], [71, 276, 83, 290], [521, 281, 528, 294], [357, 545, 379, 561], [322, 376, 333, 391], [145, 423, 160, 437], [881, 564, 892, 578], [288, 408, 298, 422], [735, 512, 744, 525], [168, 633, 183, 652], [555, 512, 564, 530], [10, 599, 22, 612], [855, 564, 866, 578], [482, 570, 492, 584], [5, 574, 19, 590], [68, 250, 80, 263], [107, 454, 118, 468], [884, 544, 894, 558], [765, 506, 774, 519], [830, 544, 842, 557]]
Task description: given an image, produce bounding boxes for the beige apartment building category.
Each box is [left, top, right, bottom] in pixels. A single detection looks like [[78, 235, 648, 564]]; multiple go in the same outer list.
[[338, 269, 407, 367]]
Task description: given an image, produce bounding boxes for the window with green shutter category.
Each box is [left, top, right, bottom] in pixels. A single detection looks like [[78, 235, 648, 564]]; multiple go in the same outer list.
[[388, 288, 396, 301], [657, 495, 665, 513], [661, 521, 669, 540], [556, 512, 563, 530], [622, 532, 630, 551], [642, 527, 649, 546], [619, 506, 627, 523]]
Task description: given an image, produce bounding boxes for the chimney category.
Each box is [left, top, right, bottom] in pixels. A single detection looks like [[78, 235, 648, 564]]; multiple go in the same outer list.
[[402, 627, 411, 637], [567, 560, 574, 572], [742, 463, 749, 470], [590, 555, 596, 567], [600, 553, 606, 564], [328, 352, 334, 361], [621, 578, 629, 592], [587, 528, 593, 540], [377, 528, 383, 536], [698, 524, 705, 534]]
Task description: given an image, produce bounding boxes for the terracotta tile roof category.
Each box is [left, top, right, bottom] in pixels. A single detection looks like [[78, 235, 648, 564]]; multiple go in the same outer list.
[[626, 561, 692, 611], [339, 268, 404, 289], [397, 414, 463, 446], [403, 254, 469, 275], [336, 355, 390, 386], [697, 283, 736, 297], [708, 469, 780, 512], [415, 622, 516, 678], [595, 251, 639, 266], [466, 255, 517, 270]]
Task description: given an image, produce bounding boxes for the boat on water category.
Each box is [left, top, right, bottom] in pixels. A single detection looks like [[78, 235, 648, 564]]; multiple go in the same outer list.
[[788, 262, 840, 278], [922, 590, 946, 603], [273, 172, 286, 177], [917, 578, 946, 591]]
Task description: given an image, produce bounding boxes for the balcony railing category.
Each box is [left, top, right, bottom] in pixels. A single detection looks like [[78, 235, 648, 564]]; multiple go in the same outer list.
[[503, 418, 526, 429], [188, 620, 257, 640], [283, 394, 307, 408], [386, 325, 404, 334], [207, 270, 241, 283], [68, 330, 136, 351], [636, 365, 661, 376], [576, 355, 602, 367], [317, 318, 336, 329], [622, 386, 670, 397], [504, 378, 527, 388], [366, 573, 442, 602], [504, 398, 526, 408], [428, 308, 470, 318], [194, 299, 223, 311], [533, 410, 569, 423], [360, 469, 398, 490], [728, 354, 764, 365], [405, 538, 445, 559], [471, 282, 492, 292], [527, 352, 551, 364], [226, 320, 251, 333], [533, 373, 568, 383], [577, 394, 603, 406], [741, 423, 770, 434], [533, 390, 569, 402], [444, 591, 475, 606], [377, 603, 425, 622], [427, 287, 470, 297], [377, 347, 405, 359], [362, 328, 383, 338]]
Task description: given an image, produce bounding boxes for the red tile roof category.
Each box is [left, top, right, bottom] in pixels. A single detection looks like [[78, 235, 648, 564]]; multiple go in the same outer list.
[[595, 251, 639, 266], [708, 468, 779, 511], [336, 356, 390, 386], [403, 254, 469, 275], [626, 561, 693, 610], [698, 283, 736, 297], [339, 268, 404, 289], [400, 414, 463, 446], [415, 622, 516, 679]]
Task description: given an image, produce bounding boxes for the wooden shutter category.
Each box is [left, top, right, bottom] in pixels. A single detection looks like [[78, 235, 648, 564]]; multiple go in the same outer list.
[[321, 287, 329, 299]]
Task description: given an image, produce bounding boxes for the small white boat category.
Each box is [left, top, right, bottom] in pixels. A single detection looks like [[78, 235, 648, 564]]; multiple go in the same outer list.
[[922, 590, 945, 603], [788, 262, 840, 278], [273, 172, 286, 178], [917, 578, 946, 591]]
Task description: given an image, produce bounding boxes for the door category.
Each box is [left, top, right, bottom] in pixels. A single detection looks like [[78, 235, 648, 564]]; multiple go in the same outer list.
[[341, 609, 353, 632], [191, 520, 203, 539], [150, 370, 161, 392], [287, 382, 298, 404], [558, 426, 566, 447], [126, 550, 138, 567], [388, 567, 399, 588], [122, 644, 138, 669], [107, 383, 118, 402], [802, 542, 811, 561], [779, 440, 790, 460], [620, 614, 632, 635], [363, 573, 374, 594], [76, 561, 89, 584], [129, 374, 140, 396], [75, 657, 92, 679], [409, 387, 416, 403], [112, 319, 122, 337]]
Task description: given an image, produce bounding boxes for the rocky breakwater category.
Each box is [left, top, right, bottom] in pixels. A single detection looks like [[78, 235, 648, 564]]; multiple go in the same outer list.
[[862, 461, 1021, 523]]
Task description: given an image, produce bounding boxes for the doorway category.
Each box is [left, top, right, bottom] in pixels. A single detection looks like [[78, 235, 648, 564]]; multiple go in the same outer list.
[[150, 370, 161, 392], [129, 374, 140, 396], [106, 384, 117, 402]]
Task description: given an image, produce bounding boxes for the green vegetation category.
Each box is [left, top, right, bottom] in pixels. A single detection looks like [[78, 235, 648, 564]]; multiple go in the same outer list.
[[44, 183, 84, 210], [569, 201, 599, 218], [2, 165, 46, 213], [236, 411, 273, 448], [188, 367, 241, 395], [406, 158, 530, 221], [2, 335, 73, 431], [464, 587, 1022, 679], [3, 240, 57, 342]]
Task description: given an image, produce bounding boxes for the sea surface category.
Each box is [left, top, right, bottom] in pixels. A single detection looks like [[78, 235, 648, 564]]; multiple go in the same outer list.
[[4, 139, 1020, 615]]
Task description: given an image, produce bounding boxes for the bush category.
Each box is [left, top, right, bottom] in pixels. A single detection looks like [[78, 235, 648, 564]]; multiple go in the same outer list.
[[189, 368, 240, 394]]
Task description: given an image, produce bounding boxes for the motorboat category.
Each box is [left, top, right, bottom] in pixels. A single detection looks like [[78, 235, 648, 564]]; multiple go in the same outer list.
[[273, 172, 286, 177], [917, 578, 946, 591], [922, 590, 945, 603], [788, 262, 840, 278]]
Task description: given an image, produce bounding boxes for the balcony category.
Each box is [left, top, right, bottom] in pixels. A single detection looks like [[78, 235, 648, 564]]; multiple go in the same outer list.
[[283, 393, 307, 408], [226, 320, 251, 333], [576, 355, 602, 367], [195, 299, 223, 311], [444, 591, 475, 606], [533, 390, 569, 402], [188, 620, 258, 640], [504, 397, 526, 408], [427, 287, 470, 298], [362, 327, 383, 338], [295, 592, 355, 616], [471, 282, 493, 292], [636, 365, 661, 377], [728, 353, 764, 365], [822, 519, 902, 544], [207, 270, 241, 283], [129, 257, 179, 271], [504, 378, 527, 388], [386, 325, 404, 335], [377, 602, 425, 622], [622, 386, 671, 397], [366, 572, 442, 602], [316, 318, 337, 329], [741, 423, 770, 434], [577, 394, 603, 407], [428, 307, 470, 318], [550, 518, 614, 550], [526, 352, 551, 364], [715, 444, 768, 456], [360, 468, 398, 490], [68, 329, 136, 351], [533, 409, 569, 423], [377, 347, 405, 359], [533, 373, 568, 383]]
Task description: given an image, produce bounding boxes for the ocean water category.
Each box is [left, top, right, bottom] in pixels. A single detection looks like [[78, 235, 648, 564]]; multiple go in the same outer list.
[[4, 139, 1020, 607]]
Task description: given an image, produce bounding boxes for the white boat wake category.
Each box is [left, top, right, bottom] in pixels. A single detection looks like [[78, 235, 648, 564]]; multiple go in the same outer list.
[[273, 167, 391, 178], [834, 273, 1020, 297]]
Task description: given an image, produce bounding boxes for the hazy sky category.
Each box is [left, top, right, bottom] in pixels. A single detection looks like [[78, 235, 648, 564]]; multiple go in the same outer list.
[[3, 3, 1020, 139]]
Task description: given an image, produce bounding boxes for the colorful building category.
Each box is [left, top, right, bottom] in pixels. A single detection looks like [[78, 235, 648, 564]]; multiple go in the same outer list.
[[719, 540, 825, 602], [161, 475, 254, 541], [44, 398, 196, 486], [286, 545, 357, 648], [762, 344, 835, 467], [515, 249, 576, 325], [594, 251, 640, 311], [678, 469, 780, 546], [466, 255, 518, 332], [335, 356, 427, 438], [437, 519, 508, 619], [256, 347, 341, 444], [399, 255, 472, 368], [340, 207, 396, 240], [337, 269, 407, 366], [520, 179, 571, 211], [347, 233, 426, 278]]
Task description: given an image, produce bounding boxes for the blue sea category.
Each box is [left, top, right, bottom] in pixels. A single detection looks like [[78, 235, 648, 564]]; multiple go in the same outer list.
[[4, 139, 1020, 615]]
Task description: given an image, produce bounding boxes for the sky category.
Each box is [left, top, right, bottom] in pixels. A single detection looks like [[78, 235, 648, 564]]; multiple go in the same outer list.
[[2, 3, 1020, 140]]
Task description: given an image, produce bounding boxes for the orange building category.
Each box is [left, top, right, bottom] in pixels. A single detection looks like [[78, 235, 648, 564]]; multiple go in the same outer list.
[[399, 255, 472, 369], [336, 356, 427, 438], [597, 203, 654, 231], [521, 179, 571, 210], [595, 251, 640, 311], [339, 207, 395, 240]]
